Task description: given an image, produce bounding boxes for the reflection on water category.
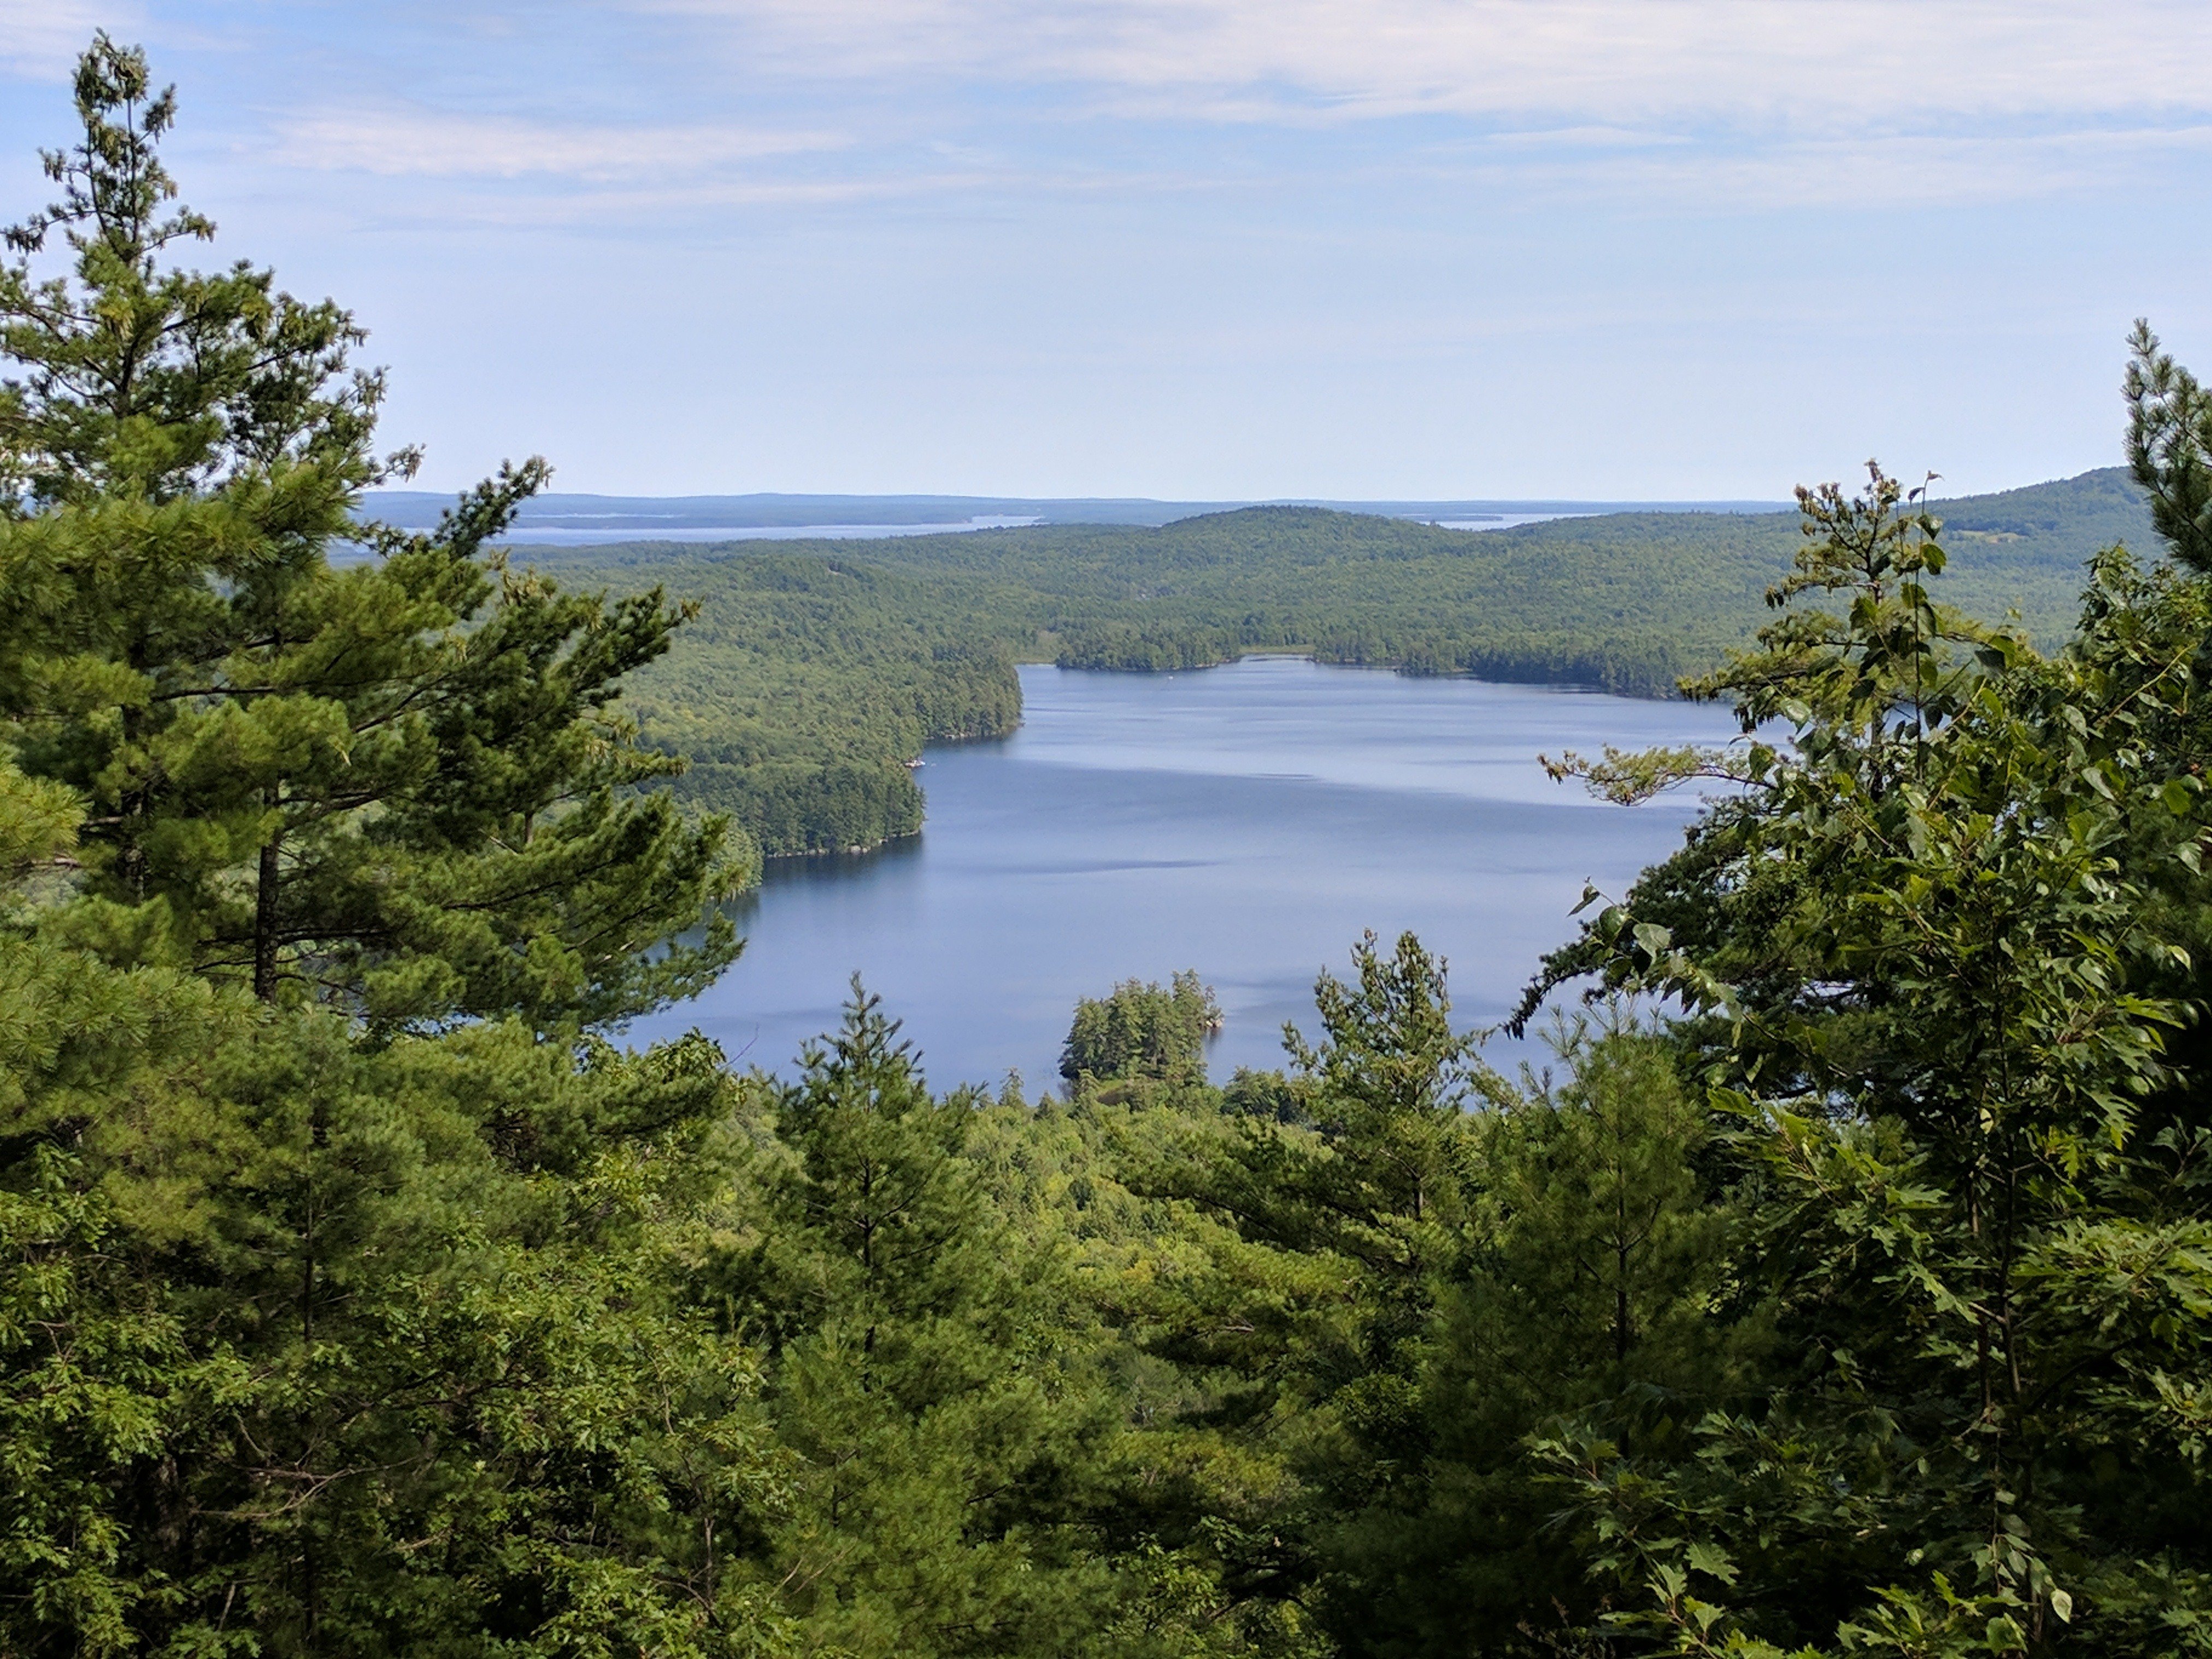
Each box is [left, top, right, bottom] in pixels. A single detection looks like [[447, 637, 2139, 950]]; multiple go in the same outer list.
[[629, 659, 1746, 1090], [758, 835, 927, 889]]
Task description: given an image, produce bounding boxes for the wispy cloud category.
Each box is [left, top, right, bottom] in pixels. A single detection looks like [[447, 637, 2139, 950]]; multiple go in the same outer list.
[[0, 0, 140, 79], [273, 107, 844, 182], [9, 1, 2164, 497], [640, 0, 2212, 132]]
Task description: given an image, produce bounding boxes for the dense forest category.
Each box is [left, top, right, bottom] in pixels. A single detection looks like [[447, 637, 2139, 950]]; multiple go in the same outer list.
[[528, 544, 1021, 856], [530, 468, 2148, 857], [13, 39, 2212, 1659]]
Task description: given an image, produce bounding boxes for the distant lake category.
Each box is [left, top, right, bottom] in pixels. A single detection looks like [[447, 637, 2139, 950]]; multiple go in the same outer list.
[[628, 659, 1746, 1091]]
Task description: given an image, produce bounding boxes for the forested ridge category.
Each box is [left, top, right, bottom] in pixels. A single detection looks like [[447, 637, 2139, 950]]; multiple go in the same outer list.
[[13, 39, 2212, 1659], [532, 545, 1022, 856], [530, 468, 2146, 858]]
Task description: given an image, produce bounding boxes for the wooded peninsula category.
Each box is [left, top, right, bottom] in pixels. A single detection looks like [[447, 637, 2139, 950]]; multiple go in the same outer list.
[[8, 37, 2212, 1659]]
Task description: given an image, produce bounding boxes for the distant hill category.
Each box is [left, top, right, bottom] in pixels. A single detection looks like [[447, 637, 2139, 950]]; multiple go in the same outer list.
[[362, 488, 1789, 536], [800, 465, 2152, 665], [1481, 466, 2155, 652], [1938, 466, 2152, 547], [517, 467, 2157, 859]]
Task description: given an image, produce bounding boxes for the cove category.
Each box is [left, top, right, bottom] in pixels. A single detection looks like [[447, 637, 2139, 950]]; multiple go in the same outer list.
[[628, 657, 1748, 1089]]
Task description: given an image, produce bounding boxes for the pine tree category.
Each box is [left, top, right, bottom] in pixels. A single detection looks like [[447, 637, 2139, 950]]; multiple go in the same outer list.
[[714, 990, 1129, 1657], [1531, 447, 2212, 1656], [0, 42, 778, 1656], [1327, 1016, 1741, 1657], [0, 36, 745, 1031], [1062, 970, 1221, 1091]]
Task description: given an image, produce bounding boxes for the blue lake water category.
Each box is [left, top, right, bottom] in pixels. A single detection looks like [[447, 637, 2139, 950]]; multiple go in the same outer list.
[[629, 658, 1747, 1091]]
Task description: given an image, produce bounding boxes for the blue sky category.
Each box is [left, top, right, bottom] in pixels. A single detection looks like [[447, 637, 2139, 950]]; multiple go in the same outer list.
[[3, 0, 2210, 499]]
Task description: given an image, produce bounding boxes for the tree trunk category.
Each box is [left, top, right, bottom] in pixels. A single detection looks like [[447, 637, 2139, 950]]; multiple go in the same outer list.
[[254, 791, 282, 1002]]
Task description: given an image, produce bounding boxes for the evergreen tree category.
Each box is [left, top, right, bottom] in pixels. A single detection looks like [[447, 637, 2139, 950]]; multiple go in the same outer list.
[[712, 990, 1132, 1656], [1062, 970, 1222, 1091], [1529, 438, 2212, 1655], [0, 36, 744, 1032], [0, 749, 244, 1649], [0, 42, 776, 1656], [1326, 1016, 1743, 1657], [1125, 935, 1507, 1653], [2125, 317, 2212, 573], [1181, 933, 1500, 1307], [25, 31, 2212, 1659]]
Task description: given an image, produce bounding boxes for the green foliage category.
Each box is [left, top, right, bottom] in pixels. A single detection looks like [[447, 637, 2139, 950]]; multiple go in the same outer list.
[[702, 992, 1133, 1656], [0, 36, 384, 509], [0, 47, 770, 1657], [1520, 437, 2212, 1654], [1325, 1014, 1745, 1657], [0, 42, 744, 1028], [18, 37, 2212, 1659], [1062, 970, 1222, 1090], [0, 725, 787, 1655], [1105, 945, 1735, 1657], [522, 546, 1020, 857], [532, 470, 2148, 861], [840, 494, 2120, 681], [1177, 933, 1495, 1278], [2125, 317, 2212, 573]]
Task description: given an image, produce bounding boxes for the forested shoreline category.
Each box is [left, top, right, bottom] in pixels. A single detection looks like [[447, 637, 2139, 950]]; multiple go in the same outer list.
[[526, 470, 2149, 859], [11, 39, 2212, 1659], [534, 546, 1022, 856]]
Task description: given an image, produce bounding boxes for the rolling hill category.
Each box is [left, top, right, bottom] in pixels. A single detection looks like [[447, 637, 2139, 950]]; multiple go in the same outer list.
[[511, 467, 2156, 858]]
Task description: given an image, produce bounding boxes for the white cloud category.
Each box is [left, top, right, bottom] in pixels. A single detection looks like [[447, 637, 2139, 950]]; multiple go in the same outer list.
[[0, 0, 139, 79], [209, 1, 2212, 222], [638, 0, 2212, 132], [272, 107, 843, 182]]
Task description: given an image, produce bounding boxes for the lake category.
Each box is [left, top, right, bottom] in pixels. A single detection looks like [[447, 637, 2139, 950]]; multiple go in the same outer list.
[[628, 657, 1748, 1091]]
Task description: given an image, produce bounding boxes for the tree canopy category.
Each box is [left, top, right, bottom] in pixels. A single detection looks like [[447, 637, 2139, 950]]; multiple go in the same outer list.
[[10, 33, 2212, 1659]]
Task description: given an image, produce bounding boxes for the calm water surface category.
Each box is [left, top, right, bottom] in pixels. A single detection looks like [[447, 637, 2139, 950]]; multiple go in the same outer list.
[[630, 659, 1746, 1089]]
